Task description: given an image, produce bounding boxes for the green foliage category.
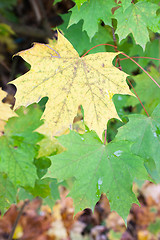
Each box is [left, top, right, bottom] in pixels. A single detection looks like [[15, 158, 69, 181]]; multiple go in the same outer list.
[[116, 104, 160, 182], [0, 101, 64, 214], [0, 23, 14, 36], [1, 0, 160, 223], [128, 39, 160, 70], [128, 67, 160, 115], [59, 13, 112, 56], [0, 104, 44, 187], [114, 1, 159, 49], [0, 103, 44, 213], [0, 0, 18, 22], [0, 23, 16, 55], [69, 0, 116, 39], [26, 178, 54, 198], [45, 130, 148, 219], [67, 0, 160, 49]]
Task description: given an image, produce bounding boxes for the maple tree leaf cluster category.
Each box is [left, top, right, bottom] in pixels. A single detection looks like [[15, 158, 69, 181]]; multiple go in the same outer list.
[[0, 0, 160, 225]]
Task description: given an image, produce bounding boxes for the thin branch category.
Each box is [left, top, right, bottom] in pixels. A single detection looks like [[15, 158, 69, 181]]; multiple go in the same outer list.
[[29, 0, 42, 23], [8, 200, 29, 240], [119, 56, 160, 61], [37, 0, 53, 38], [0, 60, 10, 72], [81, 43, 118, 57]]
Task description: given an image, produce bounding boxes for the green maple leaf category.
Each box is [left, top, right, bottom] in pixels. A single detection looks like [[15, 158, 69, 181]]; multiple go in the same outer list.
[[114, 1, 159, 49], [69, 0, 116, 39], [116, 104, 160, 180], [0, 103, 44, 187], [0, 173, 16, 215], [45, 130, 148, 220]]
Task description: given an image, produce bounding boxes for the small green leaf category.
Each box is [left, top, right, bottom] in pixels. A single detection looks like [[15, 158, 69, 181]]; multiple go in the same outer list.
[[0, 103, 44, 187], [34, 157, 51, 170], [26, 178, 52, 198], [37, 135, 65, 158]]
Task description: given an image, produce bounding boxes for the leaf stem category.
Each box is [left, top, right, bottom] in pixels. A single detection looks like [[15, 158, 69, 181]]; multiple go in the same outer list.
[[104, 129, 107, 145], [81, 43, 159, 117], [120, 52, 160, 88], [127, 78, 150, 117], [81, 43, 118, 58], [81, 44, 160, 88], [119, 56, 160, 61]]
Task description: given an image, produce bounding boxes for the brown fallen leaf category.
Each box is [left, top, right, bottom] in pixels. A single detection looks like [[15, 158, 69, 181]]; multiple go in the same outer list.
[[131, 203, 156, 227]]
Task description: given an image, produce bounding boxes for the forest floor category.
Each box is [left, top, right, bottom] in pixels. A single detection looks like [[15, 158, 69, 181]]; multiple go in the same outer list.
[[1, 181, 160, 240]]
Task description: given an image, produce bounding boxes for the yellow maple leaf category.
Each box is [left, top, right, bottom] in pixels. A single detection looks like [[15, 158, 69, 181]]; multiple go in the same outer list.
[[12, 32, 134, 138], [13, 224, 23, 239], [0, 89, 17, 134]]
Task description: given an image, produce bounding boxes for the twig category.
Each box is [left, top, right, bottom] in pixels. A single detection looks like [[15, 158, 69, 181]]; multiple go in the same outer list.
[[0, 60, 10, 72], [37, 0, 53, 38], [81, 43, 117, 57], [8, 200, 29, 240], [29, 0, 53, 38], [29, 0, 42, 23]]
